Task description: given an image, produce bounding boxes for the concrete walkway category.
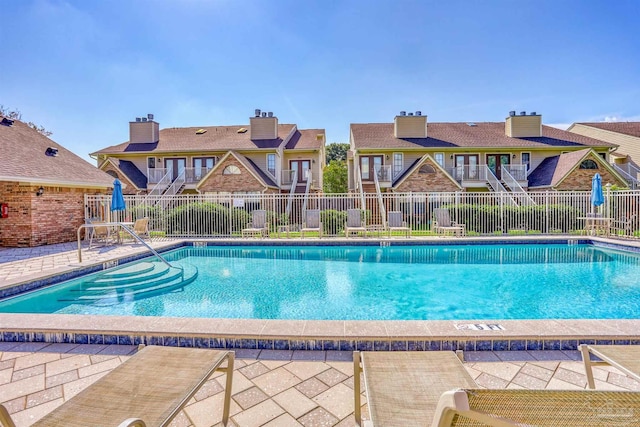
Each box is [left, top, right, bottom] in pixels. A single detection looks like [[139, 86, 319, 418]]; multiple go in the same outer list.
[[1, 344, 639, 427]]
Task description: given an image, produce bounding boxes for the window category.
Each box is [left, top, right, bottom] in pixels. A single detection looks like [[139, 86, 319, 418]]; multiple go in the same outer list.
[[147, 157, 156, 169], [193, 157, 216, 179], [521, 152, 531, 171], [223, 165, 241, 175], [418, 165, 436, 174], [598, 152, 607, 161], [580, 159, 599, 170], [434, 153, 444, 167], [267, 153, 276, 176], [393, 153, 403, 178]]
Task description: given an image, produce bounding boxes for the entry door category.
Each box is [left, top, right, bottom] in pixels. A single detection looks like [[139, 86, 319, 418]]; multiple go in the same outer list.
[[486, 154, 510, 180], [290, 160, 310, 183], [359, 155, 383, 181], [454, 154, 479, 180], [165, 158, 186, 180]]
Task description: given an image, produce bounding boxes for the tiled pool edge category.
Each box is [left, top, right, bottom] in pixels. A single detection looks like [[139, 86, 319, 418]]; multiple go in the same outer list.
[[1, 314, 640, 352]]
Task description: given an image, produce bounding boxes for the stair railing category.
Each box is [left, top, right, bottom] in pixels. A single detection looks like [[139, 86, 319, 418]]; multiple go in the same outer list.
[[144, 169, 172, 204], [285, 170, 298, 217], [501, 167, 536, 206], [373, 165, 387, 229], [484, 165, 518, 206]]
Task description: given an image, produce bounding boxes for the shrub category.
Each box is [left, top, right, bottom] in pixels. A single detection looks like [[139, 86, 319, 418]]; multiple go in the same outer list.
[[321, 210, 347, 235]]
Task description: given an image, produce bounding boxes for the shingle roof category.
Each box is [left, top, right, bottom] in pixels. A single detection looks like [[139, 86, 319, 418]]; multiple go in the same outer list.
[[286, 129, 325, 149], [0, 117, 114, 187], [117, 160, 147, 189], [527, 148, 591, 188], [575, 122, 640, 139], [350, 122, 616, 150], [93, 124, 325, 155]]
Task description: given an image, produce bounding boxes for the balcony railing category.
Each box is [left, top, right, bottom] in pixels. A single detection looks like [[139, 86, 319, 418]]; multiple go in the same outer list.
[[147, 167, 213, 185], [374, 165, 393, 185], [282, 169, 309, 186], [503, 164, 528, 181], [447, 165, 487, 182]]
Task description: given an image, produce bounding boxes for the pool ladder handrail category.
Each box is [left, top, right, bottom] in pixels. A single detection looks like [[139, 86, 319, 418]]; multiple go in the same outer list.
[[77, 223, 178, 273]]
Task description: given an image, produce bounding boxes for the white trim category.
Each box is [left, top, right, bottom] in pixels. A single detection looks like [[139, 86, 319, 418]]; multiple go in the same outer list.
[[434, 152, 445, 167], [392, 152, 403, 178], [0, 176, 112, 188]]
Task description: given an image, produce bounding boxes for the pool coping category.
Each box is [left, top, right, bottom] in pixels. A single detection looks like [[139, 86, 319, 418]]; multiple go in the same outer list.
[[2, 235, 640, 351]]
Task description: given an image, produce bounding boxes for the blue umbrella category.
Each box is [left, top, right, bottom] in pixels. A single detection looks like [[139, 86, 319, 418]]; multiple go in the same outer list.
[[591, 173, 604, 207], [110, 179, 126, 211]]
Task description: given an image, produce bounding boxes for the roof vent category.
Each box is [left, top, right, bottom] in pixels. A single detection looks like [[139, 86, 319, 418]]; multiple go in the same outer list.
[[255, 109, 261, 117], [1, 117, 14, 126], [261, 112, 267, 118], [237, 128, 248, 133], [399, 111, 406, 116], [509, 111, 516, 117], [530, 111, 536, 116], [408, 112, 414, 116], [196, 129, 207, 135], [147, 113, 154, 121], [466, 122, 477, 127], [520, 111, 526, 116], [135, 117, 142, 122], [141, 117, 148, 122], [45, 147, 59, 157], [267, 112, 273, 118], [316, 134, 323, 141], [416, 111, 422, 116]]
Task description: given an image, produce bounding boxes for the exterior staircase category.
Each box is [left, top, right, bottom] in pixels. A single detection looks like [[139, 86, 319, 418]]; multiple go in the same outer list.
[[60, 261, 198, 305]]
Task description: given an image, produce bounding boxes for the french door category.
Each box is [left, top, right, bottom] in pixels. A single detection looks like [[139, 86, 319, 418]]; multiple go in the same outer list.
[[165, 158, 186, 180], [290, 160, 310, 183], [486, 154, 510, 180], [359, 155, 384, 181]]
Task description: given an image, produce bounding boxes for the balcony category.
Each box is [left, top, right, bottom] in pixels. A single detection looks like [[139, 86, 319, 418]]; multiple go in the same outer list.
[[147, 168, 214, 185]]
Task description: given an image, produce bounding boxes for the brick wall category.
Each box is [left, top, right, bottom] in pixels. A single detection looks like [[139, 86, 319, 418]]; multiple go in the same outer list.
[[555, 154, 626, 191], [199, 157, 269, 193], [395, 157, 461, 192], [0, 182, 107, 247]]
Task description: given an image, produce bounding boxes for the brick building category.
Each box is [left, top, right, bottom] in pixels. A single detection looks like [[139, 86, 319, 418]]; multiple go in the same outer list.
[[0, 117, 114, 247], [349, 111, 627, 194]]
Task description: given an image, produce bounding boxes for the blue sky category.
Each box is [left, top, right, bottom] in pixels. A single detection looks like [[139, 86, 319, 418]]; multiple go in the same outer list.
[[1, 0, 639, 162]]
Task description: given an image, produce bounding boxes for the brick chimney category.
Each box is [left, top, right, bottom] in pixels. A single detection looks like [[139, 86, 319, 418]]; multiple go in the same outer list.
[[129, 114, 159, 143], [250, 109, 278, 140], [505, 111, 541, 138], [394, 111, 427, 138]]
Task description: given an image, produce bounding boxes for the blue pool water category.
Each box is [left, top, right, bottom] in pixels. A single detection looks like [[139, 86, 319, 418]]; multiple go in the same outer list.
[[2, 244, 640, 320]]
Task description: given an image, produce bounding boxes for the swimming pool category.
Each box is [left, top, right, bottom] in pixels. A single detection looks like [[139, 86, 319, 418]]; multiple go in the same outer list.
[[2, 243, 640, 320]]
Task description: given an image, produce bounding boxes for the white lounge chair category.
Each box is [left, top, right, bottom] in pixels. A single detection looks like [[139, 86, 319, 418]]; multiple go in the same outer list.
[[345, 209, 367, 237], [300, 209, 322, 238], [387, 211, 411, 237], [580, 344, 640, 389], [433, 208, 465, 237], [242, 209, 269, 238]]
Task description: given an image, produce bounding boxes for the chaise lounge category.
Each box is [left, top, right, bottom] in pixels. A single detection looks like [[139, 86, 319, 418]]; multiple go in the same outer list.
[[580, 344, 640, 389], [433, 208, 465, 237], [0, 346, 235, 427]]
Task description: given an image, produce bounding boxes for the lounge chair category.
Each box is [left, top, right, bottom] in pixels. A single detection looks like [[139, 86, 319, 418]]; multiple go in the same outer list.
[[242, 209, 269, 238], [581, 344, 640, 389], [0, 346, 234, 427], [612, 214, 637, 238], [433, 208, 465, 237], [300, 209, 322, 238], [387, 211, 411, 237], [354, 351, 475, 426], [88, 221, 116, 248], [432, 388, 640, 426], [354, 350, 640, 427], [132, 217, 151, 241], [345, 208, 367, 237]]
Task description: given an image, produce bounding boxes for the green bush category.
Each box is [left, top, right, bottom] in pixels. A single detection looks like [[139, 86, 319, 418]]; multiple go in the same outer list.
[[320, 210, 347, 235], [442, 204, 583, 234], [165, 202, 251, 236]]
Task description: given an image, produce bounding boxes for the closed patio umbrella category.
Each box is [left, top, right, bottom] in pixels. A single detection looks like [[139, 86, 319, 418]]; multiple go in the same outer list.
[[591, 173, 604, 211], [110, 179, 126, 217]]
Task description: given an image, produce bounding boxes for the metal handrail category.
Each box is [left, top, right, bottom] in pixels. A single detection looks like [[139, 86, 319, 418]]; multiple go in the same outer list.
[[501, 167, 536, 206], [373, 165, 387, 229], [77, 223, 176, 271]]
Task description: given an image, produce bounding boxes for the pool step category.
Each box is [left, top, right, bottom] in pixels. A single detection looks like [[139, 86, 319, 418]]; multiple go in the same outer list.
[[59, 263, 198, 304], [75, 263, 173, 289], [97, 262, 157, 278]]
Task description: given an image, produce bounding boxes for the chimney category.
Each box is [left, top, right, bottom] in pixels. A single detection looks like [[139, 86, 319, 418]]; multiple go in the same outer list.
[[394, 110, 427, 138], [129, 113, 159, 143], [250, 109, 278, 140], [505, 111, 541, 138]]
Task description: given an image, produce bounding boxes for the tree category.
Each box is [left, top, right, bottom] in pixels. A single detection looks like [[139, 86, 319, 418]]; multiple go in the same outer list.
[[323, 160, 348, 193], [325, 142, 349, 163], [0, 105, 53, 137]]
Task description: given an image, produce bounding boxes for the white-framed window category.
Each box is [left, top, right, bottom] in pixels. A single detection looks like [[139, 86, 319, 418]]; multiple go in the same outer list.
[[521, 152, 531, 171], [393, 153, 403, 178], [267, 153, 276, 177], [434, 152, 444, 167], [223, 165, 241, 175]]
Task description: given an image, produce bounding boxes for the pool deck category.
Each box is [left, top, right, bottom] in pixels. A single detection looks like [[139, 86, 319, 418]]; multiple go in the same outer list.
[[2, 236, 640, 425]]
